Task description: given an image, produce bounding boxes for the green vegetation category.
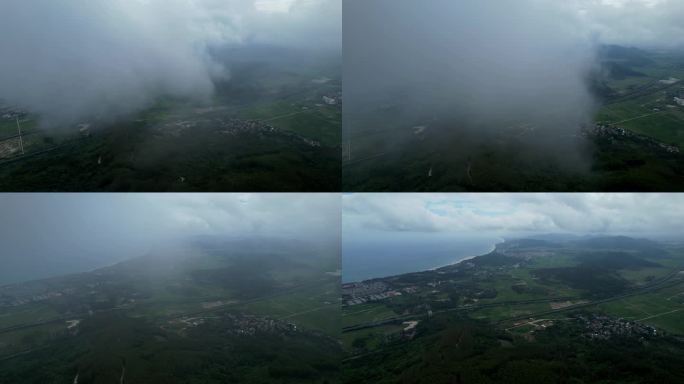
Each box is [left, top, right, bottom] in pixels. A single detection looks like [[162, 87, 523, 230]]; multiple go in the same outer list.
[[0, 53, 341, 192], [0, 238, 341, 383], [344, 317, 684, 384], [595, 48, 684, 148], [342, 236, 684, 383], [342, 303, 398, 328], [343, 46, 684, 191]]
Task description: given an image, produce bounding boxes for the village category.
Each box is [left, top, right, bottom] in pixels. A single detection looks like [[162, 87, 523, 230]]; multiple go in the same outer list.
[[154, 115, 323, 149], [585, 122, 680, 154], [0, 280, 79, 308], [342, 256, 508, 309], [225, 313, 299, 337], [342, 281, 403, 306], [0, 289, 72, 307], [0, 104, 27, 122], [584, 75, 684, 155], [505, 313, 661, 345], [0, 271, 148, 317], [576, 314, 659, 341], [168, 312, 300, 338]]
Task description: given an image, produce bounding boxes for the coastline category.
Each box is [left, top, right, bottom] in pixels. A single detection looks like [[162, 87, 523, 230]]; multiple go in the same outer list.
[[428, 239, 502, 271], [345, 237, 504, 284]]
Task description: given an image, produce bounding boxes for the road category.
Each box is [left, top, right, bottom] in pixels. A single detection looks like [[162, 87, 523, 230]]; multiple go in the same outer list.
[[613, 110, 668, 125]]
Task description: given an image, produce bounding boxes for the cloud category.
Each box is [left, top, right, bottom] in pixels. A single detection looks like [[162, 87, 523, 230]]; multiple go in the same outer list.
[[344, 0, 599, 166], [0, 193, 340, 285], [576, 0, 684, 48], [344, 0, 684, 180], [343, 193, 684, 237], [0, 0, 340, 125]]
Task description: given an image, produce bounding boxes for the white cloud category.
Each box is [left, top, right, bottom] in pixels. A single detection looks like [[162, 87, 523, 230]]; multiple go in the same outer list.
[[574, 0, 684, 47], [0, 193, 341, 247], [343, 193, 684, 238], [0, 0, 340, 125], [255, 0, 297, 13], [0, 193, 340, 284]]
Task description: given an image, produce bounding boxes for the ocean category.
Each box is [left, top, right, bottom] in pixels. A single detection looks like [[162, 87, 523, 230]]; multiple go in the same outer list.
[[342, 232, 501, 283]]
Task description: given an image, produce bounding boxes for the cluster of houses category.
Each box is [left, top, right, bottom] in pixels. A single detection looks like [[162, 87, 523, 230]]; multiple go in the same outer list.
[[342, 281, 404, 306], [587, 123, 680, 154], [342, 281, 388, 298], [576, 314, 659, 341], [170, 313, 298, 337], [0, 287, 75, 308], [345, 290, 402, 306], [161, 115, 317, 146], [0, 105, 26, 121], [226, 314, 298, 337], [591, 124, 626, 137], [341, 280, 436, 306], [220, 118, 270, 136], [217, 118, 321, 147]]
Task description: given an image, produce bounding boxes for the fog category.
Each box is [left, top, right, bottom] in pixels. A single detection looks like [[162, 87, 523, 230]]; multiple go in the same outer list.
[[0, 193, 340, 285], [344, 0, 597, 140], [0, 0, 340, 126], [343, 0, 684, 171], [576, 0, 684, 49]]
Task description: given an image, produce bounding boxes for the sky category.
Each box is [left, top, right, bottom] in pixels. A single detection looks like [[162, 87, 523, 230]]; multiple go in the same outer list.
[[574, 0, 684, 47], [0, 0, 341, 125], [343, 193, 684, 239], [343, 192, 684, 281], [0, 193, 340, 286]]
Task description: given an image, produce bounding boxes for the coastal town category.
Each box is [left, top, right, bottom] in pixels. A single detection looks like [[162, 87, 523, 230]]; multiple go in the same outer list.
[[343, 236, 684, 361]]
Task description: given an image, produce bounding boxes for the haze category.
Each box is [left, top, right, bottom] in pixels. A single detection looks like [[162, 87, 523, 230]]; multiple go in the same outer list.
[[344, 0, 684, 165], [0, 0, 341, 125], [343, 192, 684, 281], [0, 193, 340, 286]]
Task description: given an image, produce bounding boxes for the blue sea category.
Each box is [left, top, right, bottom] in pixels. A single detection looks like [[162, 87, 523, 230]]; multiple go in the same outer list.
[[343, 232, 501, 283]]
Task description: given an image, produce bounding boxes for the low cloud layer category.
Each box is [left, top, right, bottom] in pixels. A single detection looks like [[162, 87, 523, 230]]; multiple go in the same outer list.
[[344, 0, 684, 167], [577, 0, 684, 48], [343, 193, 684, 238], [344, 0, 598, 137], [0, 0, 340, 125], [0, 193, 340, 285]]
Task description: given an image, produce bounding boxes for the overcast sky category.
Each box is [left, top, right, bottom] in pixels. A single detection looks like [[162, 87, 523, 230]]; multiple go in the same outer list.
[[0, 193, 339, 285], [0, 0, 340, 125], [343, 193, 684, 239], [574, 0, 684, 47]]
